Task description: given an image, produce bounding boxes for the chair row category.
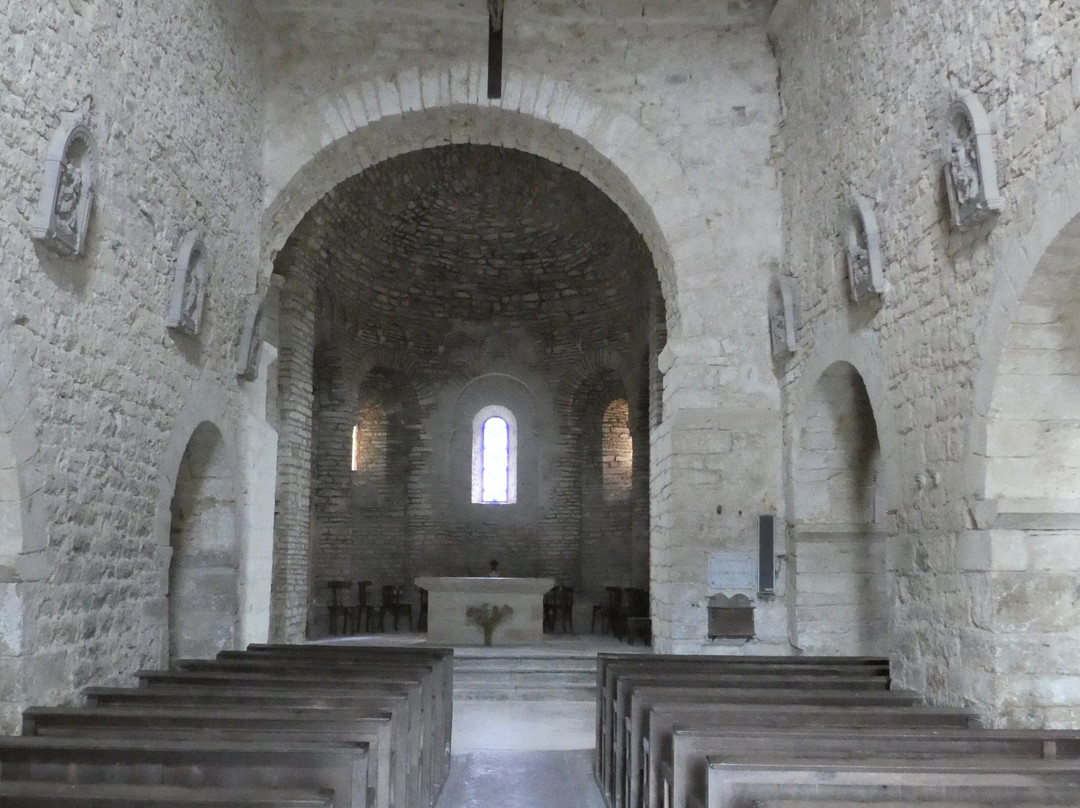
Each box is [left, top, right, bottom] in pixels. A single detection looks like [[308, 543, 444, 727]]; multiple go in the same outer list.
[[592, 586, 650, 644], [596, 651, 1080, 808], [2, 642, 454, 808], [327, 581, 427, 635]]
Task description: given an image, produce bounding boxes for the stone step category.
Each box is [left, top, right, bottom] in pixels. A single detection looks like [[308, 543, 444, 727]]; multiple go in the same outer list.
[[454, 683, 596, 701], [454, 656, 597, 672], [452, 652, 598, 701]]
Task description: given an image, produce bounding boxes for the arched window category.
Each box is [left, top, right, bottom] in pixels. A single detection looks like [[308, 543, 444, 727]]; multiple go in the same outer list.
[[471, 405, 517, 504], [602, 398, 633, 501], [351, 402, 387, 479]]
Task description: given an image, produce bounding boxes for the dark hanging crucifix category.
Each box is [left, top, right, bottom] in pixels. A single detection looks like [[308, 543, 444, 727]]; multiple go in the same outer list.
[[488, 0, 505, 99]]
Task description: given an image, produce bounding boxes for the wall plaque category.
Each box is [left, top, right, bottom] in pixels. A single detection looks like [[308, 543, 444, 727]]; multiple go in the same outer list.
[[707, 551, 758, 590]]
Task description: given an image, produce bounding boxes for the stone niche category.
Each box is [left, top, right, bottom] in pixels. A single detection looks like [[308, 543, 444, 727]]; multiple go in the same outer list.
[[167, 229, 211, 336], [236, 293, 265, 381], [30, 112, 95, 257], [942, 89, 1002, 231], [845, 194, 885, 304], [768, 276, 797, 360]]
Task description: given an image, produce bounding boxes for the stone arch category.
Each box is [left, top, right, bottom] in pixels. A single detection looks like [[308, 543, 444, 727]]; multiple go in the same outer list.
[[787, 355, 889, 656], [167, 420, 239, 662], [262, 64, 709, 336], [982, 212, 1080, 504], [155, 386, 240, 662], [968, 185, 1080, 725], [0, 322, 40, 733], [971, 175, 1080, 498], [567, 367, 641, 596]]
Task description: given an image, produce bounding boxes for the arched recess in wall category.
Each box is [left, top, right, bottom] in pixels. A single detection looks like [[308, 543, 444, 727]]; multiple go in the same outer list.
[[446, 372, 542, 575], [310, 359, 423, 632], [261, 66, 706, 337], [0, 325, 42, 733], [789, 361, 888, 656], [569, 368, 645, 601], [168, 421, 239, 662], [975, 210, 1080, 723]]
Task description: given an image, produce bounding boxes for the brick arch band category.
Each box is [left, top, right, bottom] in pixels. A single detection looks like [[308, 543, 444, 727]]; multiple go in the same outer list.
[[261, 63, 712, 336]]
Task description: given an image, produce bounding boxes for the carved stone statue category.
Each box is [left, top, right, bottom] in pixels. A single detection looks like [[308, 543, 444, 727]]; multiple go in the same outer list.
[[55, 157, 83, 237], [30, 113, 95, 257], [943, 90, 1002, 230], [846, 195, 885, 304], [236, 296, 265, 382], [768, 277, 797, 359], [167, 230, 210, 335]]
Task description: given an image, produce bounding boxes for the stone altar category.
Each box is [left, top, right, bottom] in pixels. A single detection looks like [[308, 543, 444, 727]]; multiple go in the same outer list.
[[414, 576, 555, 645]]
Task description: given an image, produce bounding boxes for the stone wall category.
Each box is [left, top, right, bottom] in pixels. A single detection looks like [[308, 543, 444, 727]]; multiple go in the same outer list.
[[770, 0, 1080, 723], [0, 0, 264, 729], [257, 0, 785, 652], [287, 143, 657, 634]]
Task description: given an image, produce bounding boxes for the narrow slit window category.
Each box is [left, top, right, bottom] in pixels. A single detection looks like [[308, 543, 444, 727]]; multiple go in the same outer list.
[[472, 406, 517, 504]]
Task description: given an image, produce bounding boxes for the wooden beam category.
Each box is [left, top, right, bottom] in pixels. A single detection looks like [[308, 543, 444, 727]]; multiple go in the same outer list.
[[488, 0, 504, 99]]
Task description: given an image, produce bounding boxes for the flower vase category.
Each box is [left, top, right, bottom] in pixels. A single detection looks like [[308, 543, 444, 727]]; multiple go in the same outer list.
[[483, 627, 494, 646]]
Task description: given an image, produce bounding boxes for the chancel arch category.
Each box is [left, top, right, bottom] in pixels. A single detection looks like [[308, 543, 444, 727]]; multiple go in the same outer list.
[[274, 139, 660, 635], [789, 360, 888, 656]]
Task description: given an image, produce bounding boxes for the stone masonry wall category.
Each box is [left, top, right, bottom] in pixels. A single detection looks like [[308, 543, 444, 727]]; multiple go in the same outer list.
[[0, 1, 264, 728], [257, 0, 785, 652], [771, 0, 1080, 723]]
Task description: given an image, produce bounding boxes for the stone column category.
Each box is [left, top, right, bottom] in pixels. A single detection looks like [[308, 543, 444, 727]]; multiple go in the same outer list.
[[650, 339, 784, 654], [271, 274, 316, 642]]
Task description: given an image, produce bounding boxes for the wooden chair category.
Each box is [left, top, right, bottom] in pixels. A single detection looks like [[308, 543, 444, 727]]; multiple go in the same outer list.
[[544, 585, 574, 634], [326, 580, 353, 636], [543, 586, 558, 632], [552, 585, 574, 634], [623, 586, 650, 645], [377, 584, 413, 632], [352, 580, 374, 633], [592, 585, 623, 635], [417, 587, 429, 632]]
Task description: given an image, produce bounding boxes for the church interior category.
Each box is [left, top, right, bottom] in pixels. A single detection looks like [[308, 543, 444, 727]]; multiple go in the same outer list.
[[2, 0, 1080, 803]]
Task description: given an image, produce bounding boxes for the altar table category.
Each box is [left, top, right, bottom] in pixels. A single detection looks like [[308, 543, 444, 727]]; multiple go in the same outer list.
[[414, 576, 556, 645]]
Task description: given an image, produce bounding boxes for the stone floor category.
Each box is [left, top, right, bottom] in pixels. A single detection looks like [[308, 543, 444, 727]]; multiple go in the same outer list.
[[435, 749, 606, 808], [321, 632, 646, 807]]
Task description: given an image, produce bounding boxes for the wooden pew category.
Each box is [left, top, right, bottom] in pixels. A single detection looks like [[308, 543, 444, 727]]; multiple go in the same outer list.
[[670, 725, 1080, 808], [606, 669, 891, 808], [701, 756, 1080, 808], [0, 781, 335, 807], [754, 801, 1061, 808], [635, 692, 975, 808], [594, 654, 889, 797], [235, 643, 454, 782], [169, 655, 440, 805], [596, 654, 888, 761], [134, 667, 428, 804], [22, 705, 398, 808], [0, 736, 368, 808]]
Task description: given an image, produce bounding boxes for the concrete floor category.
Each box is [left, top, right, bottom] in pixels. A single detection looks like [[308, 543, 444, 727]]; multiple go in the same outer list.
[[321, 632, 646, 807]]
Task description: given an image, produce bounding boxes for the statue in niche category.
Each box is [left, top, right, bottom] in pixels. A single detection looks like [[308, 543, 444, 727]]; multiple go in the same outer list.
[[943, 90, 1002, 231], [947, 120, 981, 207], [845, 194, 885, 304], [236, 295, 265, 381], [55, 157, 84, 238], [30, 111, 95, 257], [166, 230, 210, 336], [768, 277, 797, 360]]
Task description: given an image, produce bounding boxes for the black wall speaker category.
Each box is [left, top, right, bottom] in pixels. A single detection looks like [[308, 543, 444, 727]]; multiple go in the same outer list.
[[758, 514, 775, 594]]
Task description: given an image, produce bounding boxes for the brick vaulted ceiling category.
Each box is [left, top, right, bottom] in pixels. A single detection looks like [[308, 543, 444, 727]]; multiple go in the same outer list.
[[284, 145, 656, 357]]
